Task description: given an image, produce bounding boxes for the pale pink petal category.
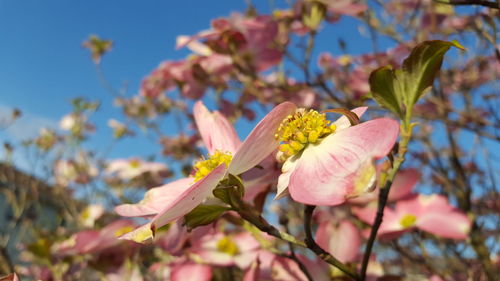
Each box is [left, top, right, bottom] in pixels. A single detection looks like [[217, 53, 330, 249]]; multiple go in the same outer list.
[[229, 102, 297, 175], [315, 220, 361, 263], [331, 106, 367, 130], [414, 194, 471, 239], [118, 223, 153, 244], [289, 118, 399, 206], [388, 168, 421, 201], [193, 101, 241, 154], [275, 155, 300, 200], [171, 263, 212, 281], [243, 259, 260, 281], [151, 164, 227, 230], [115, 178, 192, 217], [417, 211, 471, 239]]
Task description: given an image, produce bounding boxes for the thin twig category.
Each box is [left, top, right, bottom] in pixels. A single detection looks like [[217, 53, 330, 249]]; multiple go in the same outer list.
[[303, 205, 359, 280]]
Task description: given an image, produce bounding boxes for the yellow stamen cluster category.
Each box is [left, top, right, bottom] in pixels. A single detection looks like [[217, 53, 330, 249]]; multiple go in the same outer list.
[[193, 151, 232, 182], [275, 109, 336, 158], [400, 214, 417, 229], [216, 236, 239, 256]]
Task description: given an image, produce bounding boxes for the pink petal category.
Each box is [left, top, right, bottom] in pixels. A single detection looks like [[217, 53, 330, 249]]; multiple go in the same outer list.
[[118, 223, 153, 244], [193, 101, 241, 154], [418, 211, 471, 239], [151, 164, 227, 231], [0, 274, 20, 281], [243, 260, 260, 281], [275, 155, 300, 200], [115, 178, 192, 217], [388, 168, 421, 201], [414, 194, 471, 239], [289, 118, 399, 206], [229, 102, 297, 175], [316, 220, 361, 263], [171, 263, 212, 281]]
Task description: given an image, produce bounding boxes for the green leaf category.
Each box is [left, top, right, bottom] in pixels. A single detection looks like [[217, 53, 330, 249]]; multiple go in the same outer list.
[[183, 205, 230, 229], [400, 40, 464, 106], [369, 65, 404, 117], [369, 40, 464, 117]]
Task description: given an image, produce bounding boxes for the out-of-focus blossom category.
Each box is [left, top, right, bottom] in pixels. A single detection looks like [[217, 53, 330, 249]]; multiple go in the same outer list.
[[34, 128, 58, 151], [54, 153, 98, 187], [59, 113, 94, 138], [316, 220, 361, 263], [274, 104, 399, 206], [108, 119, 133, 138], [79, 204, 105, 228], [82, 34, 112, 64], [160, 134, 200, 160], [150, 259, 212, 281], [53, 220, 138, 256], [354, 194, 472, 240], [191, 231, 262, 269], [179, 14, 284, 72], [105, 158, 171, 186]]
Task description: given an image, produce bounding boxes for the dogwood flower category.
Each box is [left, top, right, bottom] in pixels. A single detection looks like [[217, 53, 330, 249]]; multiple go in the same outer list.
[[354, 194, 471, 239], [316, 220, 361, 263], [115, 101, 295, 241], [274, 104, 399, 206]]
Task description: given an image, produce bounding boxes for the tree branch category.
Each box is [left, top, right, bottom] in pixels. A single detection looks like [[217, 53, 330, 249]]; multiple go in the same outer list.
[[436, 0, 500, 9], [303, 205, 360, 280]]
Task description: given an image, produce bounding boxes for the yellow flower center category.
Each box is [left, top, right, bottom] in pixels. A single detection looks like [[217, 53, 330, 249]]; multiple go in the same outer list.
[[275, 109, 336, 158], [114, 226, 135, 237], [129, 159, 141, 168], [400, 214, 417, 229], [216, 236, 239, 256], [193, 151, 232, 182]]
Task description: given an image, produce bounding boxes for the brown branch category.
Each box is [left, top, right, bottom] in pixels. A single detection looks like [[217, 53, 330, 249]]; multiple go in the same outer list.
[[436, 0, 500, 9], [303, 205, 359, 281]]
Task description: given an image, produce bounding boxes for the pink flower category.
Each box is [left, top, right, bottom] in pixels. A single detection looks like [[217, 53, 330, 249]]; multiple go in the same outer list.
[[316, 220, 361, 263], [115, 101, 295, 241], [52, 220, 138, 256], [274, 104, 399, 206], [178, 14, 283, 72], [105, 158, 170, 183], [354, 194, 472, 240], [190, 231, 262, 269]]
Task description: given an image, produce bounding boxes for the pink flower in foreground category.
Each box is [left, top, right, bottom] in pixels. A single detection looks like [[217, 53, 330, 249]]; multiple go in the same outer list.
[[354, 194, 472, 240], [115, 101, 295, 242], [274, 104, 399, 206]]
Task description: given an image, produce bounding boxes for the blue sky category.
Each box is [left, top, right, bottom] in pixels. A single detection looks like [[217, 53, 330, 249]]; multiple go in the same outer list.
[[1, 0, 495, 177], [0, 0, 386, 163]]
